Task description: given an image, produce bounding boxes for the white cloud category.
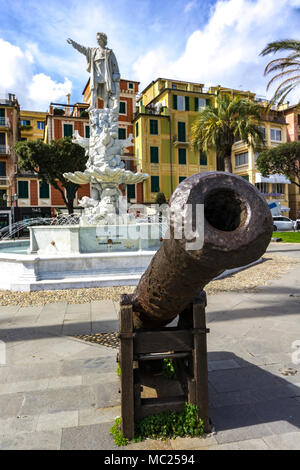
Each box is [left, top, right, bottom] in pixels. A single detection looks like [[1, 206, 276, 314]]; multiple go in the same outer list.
[[133, 0, 300, 103], [184, 0, 198, 14], [0, 38, 73, 110], [28, 74, 72, 110]]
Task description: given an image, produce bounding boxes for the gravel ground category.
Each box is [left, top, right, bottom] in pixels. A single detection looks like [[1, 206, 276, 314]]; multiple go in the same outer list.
[[0, 253, 298, 307]]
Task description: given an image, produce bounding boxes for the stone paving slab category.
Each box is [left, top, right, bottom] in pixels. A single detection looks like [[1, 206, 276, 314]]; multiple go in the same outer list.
[[0, 250, 300, 449]]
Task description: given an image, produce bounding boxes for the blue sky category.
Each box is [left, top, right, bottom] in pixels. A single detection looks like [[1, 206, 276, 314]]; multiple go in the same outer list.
[[0, 0, 299, 110]]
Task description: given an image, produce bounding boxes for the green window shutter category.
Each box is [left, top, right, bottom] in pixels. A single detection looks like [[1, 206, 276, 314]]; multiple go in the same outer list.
[[127, 184, 136, 199], [63, 124, 73, 137], [241, 174, 249, 181], [178, 148, 186, 165], [194, 97, 199, 112], [185, 96, 190, 111], [149, 119, 158, 135], [0, 109, 5, 117], [200, 150, 207, 165], [119, 101, 126, 114], [0, 133, 5, 145], [0, 162, 6, 177], [150, 146, 159, 163], [18, 181, 29, 199], [178, 122, 186, 142], [118, 128, 126, 139], [151, 176, 160, 193], [179, 176, 186, 183], [135, 122, 139, 137], [39, 181, 50, 199], [173, 94, 178, 110], [85, 126, 90, 138]]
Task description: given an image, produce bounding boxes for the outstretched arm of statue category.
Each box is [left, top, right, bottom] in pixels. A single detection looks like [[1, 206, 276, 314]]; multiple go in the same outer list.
[[66, 38, 89, 57]]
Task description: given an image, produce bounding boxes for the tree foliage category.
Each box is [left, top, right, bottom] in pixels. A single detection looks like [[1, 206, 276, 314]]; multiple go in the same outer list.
[[14, 137, 87, 214], [260, 39, 300, 106], [256, 141, 300, 188], [191, 94, 266, 173]]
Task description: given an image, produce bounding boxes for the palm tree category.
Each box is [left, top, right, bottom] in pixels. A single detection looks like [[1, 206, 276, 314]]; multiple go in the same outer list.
[[191, 94, 265, 173], [260, 39, 300, 106]]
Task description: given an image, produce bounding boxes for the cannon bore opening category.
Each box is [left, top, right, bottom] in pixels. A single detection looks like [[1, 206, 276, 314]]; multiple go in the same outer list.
[[204, 188, 247, 232]]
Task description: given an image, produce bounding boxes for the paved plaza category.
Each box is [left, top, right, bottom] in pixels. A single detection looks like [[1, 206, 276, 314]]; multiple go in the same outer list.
[[0, 243, 300, 450]]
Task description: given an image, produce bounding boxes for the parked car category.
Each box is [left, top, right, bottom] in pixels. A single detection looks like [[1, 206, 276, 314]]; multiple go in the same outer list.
[[296, 219, 300, 231], [273, 216, 295, 232]]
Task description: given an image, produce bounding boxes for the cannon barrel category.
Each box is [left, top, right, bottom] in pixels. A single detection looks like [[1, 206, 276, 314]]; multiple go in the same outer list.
[[132, 172, 273, 329]]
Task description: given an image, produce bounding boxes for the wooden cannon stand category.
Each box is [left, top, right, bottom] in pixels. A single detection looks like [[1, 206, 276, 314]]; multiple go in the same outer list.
[[118, 291, 211, 440]]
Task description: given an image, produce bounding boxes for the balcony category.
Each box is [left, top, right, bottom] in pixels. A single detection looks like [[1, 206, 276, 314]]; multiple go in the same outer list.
[[0, 145, 10, 155], [0, 177, 9, 187], [172, 135, 190, 147], [0, 117, 9, 127]]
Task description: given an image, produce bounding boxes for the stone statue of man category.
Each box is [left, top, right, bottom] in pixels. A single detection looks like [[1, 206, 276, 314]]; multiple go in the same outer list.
[[67, 32, 120, 109]]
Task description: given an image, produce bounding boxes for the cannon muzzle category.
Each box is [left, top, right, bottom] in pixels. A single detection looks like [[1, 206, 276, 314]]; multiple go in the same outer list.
[[132, 171, 273, 329]]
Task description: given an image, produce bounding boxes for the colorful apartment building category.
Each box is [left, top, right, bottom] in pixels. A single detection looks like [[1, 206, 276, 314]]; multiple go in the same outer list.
[[284, 104, 300, 219], [133, 78, 291, 215], [20, 110, 47, 142], [0, 93, 20, 230]]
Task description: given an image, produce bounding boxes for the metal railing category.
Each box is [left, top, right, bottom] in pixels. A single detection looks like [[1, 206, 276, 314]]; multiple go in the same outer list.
[[0, 177, 9, 187], [0, 145, 10, 155]]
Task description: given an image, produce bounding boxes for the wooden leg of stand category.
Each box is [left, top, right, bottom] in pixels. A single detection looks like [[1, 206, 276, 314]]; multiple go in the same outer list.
[[119, 303, 135, 440], [193, 299, 211, 433]]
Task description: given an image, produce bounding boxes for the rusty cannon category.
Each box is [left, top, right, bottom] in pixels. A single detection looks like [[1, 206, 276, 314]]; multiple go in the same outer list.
[[131, 171, 273, 329], [118, 171, 273, 439]]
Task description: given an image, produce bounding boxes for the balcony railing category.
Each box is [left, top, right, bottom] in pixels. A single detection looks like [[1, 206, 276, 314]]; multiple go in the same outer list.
[[0, 117, 9, 127], [0, 145, 10, 155], [173, 135, 190, 147], [0, 177, 9, 187]]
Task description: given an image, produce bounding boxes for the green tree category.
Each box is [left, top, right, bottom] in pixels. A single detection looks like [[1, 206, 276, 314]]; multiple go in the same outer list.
[[260, 39, 300, 106], [256, 141, 300, 189], [14, 137, 87, 214], [191, 94, 265, 173]]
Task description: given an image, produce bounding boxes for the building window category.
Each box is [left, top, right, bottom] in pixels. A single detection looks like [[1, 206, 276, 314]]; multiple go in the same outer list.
[[0, 161, 6, 176], [135, 122, 139, 138], [85, 125, 90, 138], [241, 175, 249, 181], [151, 176, 160, 193], [18, 181, 29, 199], [259, 126, 266, 140], [39, 181, 50, 199], [178, 148, 186, 165], [150, 146, 159, 164], [37, 121, 45, 130], [177, 122, 186, 142], [273, 183, 284, 194], [63, 124, 73, 137], [127, 184, 136, 199], [256, 182, 268, 194], [200, 150, 207, 165], [149, 119, 158, 135], [118, 128, 126, 139], [195, 97, 207, 111], [179, 176, 186, 183], [297, 114, 300, 125], [172, 84, 177, 90], [119, 101, 126, 114], [21, 120, 31, 126], [128, 83, 134, 89], [235, 152, 248, 166], [270, 128, 282, 142]]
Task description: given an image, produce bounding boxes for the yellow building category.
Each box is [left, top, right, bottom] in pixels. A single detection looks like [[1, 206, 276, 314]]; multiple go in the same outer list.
[[134, 78, 290, 214], [20, 110, 47, 141], [133, 78, 217, 202]]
